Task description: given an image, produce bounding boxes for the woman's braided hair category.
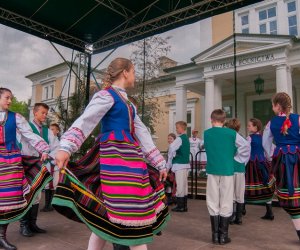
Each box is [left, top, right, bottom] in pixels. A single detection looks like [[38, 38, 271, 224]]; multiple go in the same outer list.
[[272, 92, 292, 135], [102, 58, 133, 89]]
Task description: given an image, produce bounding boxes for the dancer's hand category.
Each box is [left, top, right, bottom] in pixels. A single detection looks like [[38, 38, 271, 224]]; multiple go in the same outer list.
[[40, 152, 49, 162], [159, 169, 167, 182], [55, 150, 70, 169]]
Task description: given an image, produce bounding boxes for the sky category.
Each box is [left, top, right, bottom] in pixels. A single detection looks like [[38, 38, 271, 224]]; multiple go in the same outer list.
[[0, 21, 203, 101]]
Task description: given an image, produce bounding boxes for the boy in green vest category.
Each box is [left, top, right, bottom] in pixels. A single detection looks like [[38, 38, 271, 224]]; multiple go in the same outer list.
[[19, 103, 60, 237], [204, 109, 249, 245], [167, 121, 190, 212]]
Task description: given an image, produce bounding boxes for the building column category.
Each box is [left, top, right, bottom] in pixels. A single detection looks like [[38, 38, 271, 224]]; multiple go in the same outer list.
[[214, 81, 222, 109], [175, 85, 187, 122], [205, 77, 215, 129], [275, 64, 293, 106]]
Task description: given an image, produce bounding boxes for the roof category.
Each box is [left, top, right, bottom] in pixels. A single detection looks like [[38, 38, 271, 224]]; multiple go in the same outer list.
[[191, 33, 299, 61], [25, 61, 104, 79], [0, 0, 263, 54]]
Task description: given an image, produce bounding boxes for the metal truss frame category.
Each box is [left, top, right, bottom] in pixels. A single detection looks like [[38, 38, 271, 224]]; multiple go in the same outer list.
[[0, 0, 258, 53], [92, 0, 252, 53], [0, 6, 86, 51]]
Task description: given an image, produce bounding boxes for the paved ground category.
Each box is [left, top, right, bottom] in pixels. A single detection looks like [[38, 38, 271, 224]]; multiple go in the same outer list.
[[5, 198, 300, 250]]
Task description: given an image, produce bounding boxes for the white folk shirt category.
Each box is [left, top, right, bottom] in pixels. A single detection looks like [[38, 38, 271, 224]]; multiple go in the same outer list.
[[189, 137, 202, 161], [166, 136, 191, 172], [20, 120, 60, 160], [60, 86, 166, 171]]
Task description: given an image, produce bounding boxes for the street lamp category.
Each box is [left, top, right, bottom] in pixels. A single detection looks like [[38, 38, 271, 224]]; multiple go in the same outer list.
[[254, 76, 264, 95]]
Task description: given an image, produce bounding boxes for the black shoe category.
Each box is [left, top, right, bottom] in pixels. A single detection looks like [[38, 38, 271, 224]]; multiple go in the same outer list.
[[0, 224, 17, 250], [234, 203, 243, 225], [296, 230, 300, 241], [229, 203, 237, 225], [219, 216, 231, 245], [171, 197, 185, 212], [29, 204, 47, 233], [40, 190, 54, 212], [112, 244, 130, 250], [19, 211, 33, 237], [261, 203, 274, 220], [210, 216, 219, 244]]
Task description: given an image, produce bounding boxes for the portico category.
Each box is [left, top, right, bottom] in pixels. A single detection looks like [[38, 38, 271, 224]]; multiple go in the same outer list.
[[166, 33, 300, 135]]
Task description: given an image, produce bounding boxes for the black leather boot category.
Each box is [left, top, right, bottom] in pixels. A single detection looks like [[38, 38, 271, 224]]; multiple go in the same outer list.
[[242, 203, 246, 216], [0, 224, 17, 250], [210, 216, 219, 244], [219, 216, 231, 245], [296, 230, 300, 241], [261, 203, 274, 220], [40, 190, 54, 212], [19, 210, 33, 237], [29, 204, 46, 233], [229, 203, 236, 225], [234, 203, 243, 225], [183, 196, 188, 212], [171, 197, 185, 212]]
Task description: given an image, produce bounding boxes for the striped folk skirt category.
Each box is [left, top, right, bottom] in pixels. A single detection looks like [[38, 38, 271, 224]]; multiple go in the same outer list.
[[245, 160, 276, 204], [52, 139, 170, 246], [272, 151, 300, 218], [0, 151, 52, 224]]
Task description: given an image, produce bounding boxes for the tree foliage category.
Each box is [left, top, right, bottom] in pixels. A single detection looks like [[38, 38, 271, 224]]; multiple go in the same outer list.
[[10, 97, 29, 119], [130, 35, 171, 133], [55, 84, 100, 160]]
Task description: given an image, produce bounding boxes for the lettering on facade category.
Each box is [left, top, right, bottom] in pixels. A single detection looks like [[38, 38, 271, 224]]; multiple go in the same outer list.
[[210, 53, 275, 71]]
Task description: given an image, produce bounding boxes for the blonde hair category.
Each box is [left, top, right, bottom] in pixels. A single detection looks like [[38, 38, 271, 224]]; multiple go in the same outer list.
[[272, 92, 292, 135], [175, 121, 187, 130], [103, 58, 133, 89]]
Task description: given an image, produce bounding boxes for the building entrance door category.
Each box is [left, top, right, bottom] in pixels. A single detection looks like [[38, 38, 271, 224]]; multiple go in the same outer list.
[[252, 99, 274, 126]]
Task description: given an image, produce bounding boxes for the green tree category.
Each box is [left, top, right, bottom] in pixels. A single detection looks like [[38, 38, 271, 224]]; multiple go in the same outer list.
[[10, 97, 29, 119], [55, 85, 100, 160], [130, 35, 172, 133]]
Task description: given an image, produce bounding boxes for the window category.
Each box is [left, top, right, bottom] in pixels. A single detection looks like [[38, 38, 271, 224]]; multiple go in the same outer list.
[[287, 1, 298, 36], [258, 6, 277, 34], [241, 14, 249, 34], [43, 83, 55, 100], [287, 1, 296, 12]]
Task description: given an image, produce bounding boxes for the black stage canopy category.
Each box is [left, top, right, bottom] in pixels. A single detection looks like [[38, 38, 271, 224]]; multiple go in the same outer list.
[[0, 0, 263, 54]]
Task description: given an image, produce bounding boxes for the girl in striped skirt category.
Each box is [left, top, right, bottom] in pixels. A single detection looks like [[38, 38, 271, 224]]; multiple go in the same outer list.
[[263, 92, 300, 242], [54, 58, 169, 250], [245, 118, 276, 220], [0, 88, 51, 250]]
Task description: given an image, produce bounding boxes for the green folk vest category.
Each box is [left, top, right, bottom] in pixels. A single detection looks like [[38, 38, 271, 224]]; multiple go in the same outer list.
[[172, 134, 190, 164], [204, 127, 237, 176], [29, 122, 49, 144], [234, 160, 245, 173]]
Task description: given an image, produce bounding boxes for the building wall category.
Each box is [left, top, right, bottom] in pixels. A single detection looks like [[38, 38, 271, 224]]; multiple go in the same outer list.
[[212, 12, 234, 45], [153, 91, 203, 151], [235, 0, 300, 37], [35, 84, 43, 103]]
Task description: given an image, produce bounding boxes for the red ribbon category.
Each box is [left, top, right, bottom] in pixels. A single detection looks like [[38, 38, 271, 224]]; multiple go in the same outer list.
[[280, 118, 292, 135]]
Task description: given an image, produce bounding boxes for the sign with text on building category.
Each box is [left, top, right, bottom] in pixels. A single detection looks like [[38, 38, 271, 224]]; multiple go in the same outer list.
[[210, 53, 275, 71]]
